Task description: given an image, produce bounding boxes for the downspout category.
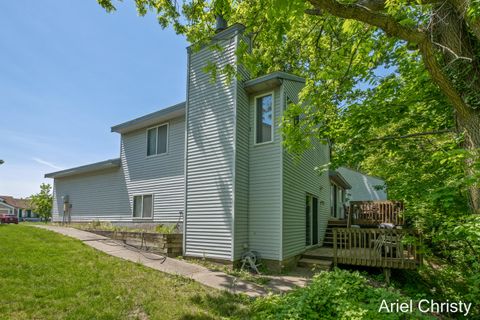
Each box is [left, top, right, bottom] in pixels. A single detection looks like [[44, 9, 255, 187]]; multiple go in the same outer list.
[[182, 48, 191, 257]]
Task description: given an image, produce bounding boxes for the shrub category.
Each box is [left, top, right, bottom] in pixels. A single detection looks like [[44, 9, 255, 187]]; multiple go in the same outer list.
[[154, 224, 176, 234], [252, 269, 433, 320]]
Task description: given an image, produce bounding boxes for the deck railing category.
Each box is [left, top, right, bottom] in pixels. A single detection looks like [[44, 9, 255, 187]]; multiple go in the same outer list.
[[333, 227, 421, 269], [348, 201, 404, 226]]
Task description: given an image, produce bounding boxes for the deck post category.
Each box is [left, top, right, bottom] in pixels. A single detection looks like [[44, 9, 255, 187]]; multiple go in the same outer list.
[[333, 228, 337, 267], [383, 268, 391, 284]]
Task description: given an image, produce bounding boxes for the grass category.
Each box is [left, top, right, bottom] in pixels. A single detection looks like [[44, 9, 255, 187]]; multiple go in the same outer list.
[[0, 224, 251, 320]]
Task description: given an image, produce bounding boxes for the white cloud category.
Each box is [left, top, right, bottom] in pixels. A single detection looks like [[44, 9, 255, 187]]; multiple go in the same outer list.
[[32, 157, 64, 170]]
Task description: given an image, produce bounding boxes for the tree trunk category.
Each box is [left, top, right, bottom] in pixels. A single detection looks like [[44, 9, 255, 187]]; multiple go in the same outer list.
[[431, 3, 480, 213], [455, 106, 480, 213]]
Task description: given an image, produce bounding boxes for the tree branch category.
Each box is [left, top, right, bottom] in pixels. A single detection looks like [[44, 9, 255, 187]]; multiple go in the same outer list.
[[368, 129, 454, 142], [449, 0, 480, 42], [418, 40, 472, 118], [307, 0, 426, 43], [306, 0, 473, 117]]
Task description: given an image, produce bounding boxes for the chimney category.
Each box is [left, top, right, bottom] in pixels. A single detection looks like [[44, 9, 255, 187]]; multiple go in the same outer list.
[[215, 15, 227, 33]]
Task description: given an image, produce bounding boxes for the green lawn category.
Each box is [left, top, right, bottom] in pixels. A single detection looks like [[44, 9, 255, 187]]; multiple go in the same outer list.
[[0, 225, 250, 320]]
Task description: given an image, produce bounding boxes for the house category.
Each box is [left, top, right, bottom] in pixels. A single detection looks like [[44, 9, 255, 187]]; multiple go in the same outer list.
[[45, 23, 332, 269], [337, 167, 387, 202], [0, 196, 37, 220], [328, 167, 388, 220]]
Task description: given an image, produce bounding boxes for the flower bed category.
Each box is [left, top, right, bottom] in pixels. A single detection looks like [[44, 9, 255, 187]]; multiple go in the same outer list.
[[89, 230, 182, 257]]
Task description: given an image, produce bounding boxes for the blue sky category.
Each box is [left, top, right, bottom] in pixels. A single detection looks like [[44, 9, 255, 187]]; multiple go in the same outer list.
[[0, 1, 188, 197]]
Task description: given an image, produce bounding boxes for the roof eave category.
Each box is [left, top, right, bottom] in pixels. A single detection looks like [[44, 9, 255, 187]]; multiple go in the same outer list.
[[111, 102, 186, 134], [45, 158, 121, 179], [244, 71, 305, 94], [329, 170, 352, 190]]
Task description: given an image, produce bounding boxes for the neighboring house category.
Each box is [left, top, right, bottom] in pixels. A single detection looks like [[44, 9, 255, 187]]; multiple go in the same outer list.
[[328, 167, 387, 220], [337, 167, 387, 201], [45, 24, 332, 268], [0, 196, 36, 220]]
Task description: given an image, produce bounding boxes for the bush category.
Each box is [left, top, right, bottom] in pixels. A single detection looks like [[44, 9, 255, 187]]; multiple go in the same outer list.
[[252, 269, 433, 320], [154, 224, 176, 234]]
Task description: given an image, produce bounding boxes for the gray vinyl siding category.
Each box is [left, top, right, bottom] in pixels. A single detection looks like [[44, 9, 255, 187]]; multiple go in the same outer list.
[[121, 116, 185, 223], [248, 87, 282, 261], [233, 58, 250, 260], [51, 168, 131, 222], [184, 31, 239, 260], [282, 80, 331, 259]]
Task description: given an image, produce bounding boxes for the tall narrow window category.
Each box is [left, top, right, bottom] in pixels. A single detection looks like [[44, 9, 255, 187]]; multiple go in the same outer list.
[[255, 94, 273, 144], [133, 196, 143, 218], [147, 128, 157, 156], [147, 123, 168, 156], [157, 125, 168, 154], [142, 195, 153, 218], [133, 195, 153, 218]]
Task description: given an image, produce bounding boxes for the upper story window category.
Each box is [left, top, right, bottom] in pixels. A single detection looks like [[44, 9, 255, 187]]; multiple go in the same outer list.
[[147, 123, 168, 156], [286, 97, 300, 125], [255, 93, 274, 144]]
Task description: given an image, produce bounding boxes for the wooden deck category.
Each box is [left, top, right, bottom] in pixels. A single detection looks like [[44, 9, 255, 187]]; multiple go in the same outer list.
[[348, 201, 404, 226], [332, 228, 421, 269], [304, 202, 421, 271], [304, 246, 418, 269]]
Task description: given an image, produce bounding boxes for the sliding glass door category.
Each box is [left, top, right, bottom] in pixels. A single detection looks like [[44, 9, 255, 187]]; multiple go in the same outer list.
[[305, 194, 319, 246]]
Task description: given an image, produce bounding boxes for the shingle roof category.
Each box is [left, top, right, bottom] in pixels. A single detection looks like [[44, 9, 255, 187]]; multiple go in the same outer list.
[[0, 196, 31, 209]]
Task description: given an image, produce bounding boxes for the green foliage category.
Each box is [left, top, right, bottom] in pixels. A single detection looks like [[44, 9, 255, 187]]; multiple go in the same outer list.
[[29, 183, 53, 222], [326, 52, 480, 309], [154, 223, 176, 234], [73, 221, 178, 234], [252, 269, 433, 319]]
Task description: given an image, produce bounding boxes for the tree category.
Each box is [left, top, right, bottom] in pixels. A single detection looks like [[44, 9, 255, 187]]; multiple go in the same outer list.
[[30, 183, 53, 222], [97, 0, 479, 211], [303, 0, 480, 212]]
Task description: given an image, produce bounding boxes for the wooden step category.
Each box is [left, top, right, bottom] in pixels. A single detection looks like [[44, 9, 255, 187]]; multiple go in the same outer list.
[[298, 258, 333, 270], [302, 247, 334, 260], [327, 220, 348, 226]]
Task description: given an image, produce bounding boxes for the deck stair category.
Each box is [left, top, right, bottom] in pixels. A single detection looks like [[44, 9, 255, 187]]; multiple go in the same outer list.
[[323, 220, 348, 247], [298, 247, 334, 271]]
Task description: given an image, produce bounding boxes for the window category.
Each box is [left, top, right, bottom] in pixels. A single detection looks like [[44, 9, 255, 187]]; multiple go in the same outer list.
[[133, 195, 153, 218], [147, 123, 168, 156], [255, 93, 273, 144], [286, 97, 300, 125]]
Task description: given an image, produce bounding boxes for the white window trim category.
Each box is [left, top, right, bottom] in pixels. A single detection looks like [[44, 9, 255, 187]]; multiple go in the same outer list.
[[132, 194, 154, 219], [253, 91, 275, 146], [146, 122, 169, 157]]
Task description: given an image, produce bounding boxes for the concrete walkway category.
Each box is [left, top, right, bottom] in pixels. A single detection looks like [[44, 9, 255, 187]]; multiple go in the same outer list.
[[33, 225, 308, 297]]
